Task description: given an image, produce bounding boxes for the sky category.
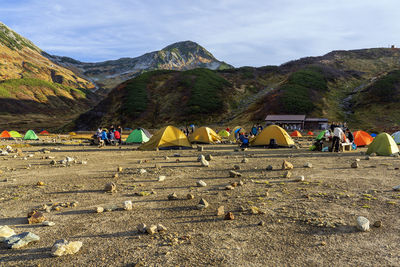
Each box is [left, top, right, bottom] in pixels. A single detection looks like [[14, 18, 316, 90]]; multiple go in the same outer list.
[[1, 0, 400, 67]]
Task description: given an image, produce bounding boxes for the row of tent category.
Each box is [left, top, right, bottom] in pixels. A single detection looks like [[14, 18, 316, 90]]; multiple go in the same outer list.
[[136, 125, 294, 150], [0, 130, 39, 140]]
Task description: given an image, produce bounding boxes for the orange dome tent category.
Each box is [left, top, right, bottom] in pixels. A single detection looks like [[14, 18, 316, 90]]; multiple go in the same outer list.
[[353, 130, 374, 147], [0, 130, 11, 138], [290, 130, 302, 137], [307, 131, 314, 136], [39, 130, 49, 135]]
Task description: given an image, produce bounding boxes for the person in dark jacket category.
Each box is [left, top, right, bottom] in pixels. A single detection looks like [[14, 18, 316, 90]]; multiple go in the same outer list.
[[251, 125, 258, 136], [345, 128, 354, 143], [239, 133, 249, 148]]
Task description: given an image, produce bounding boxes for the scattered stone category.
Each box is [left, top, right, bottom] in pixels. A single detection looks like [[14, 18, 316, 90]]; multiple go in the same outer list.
[[205, 154, 213, 161], [104, 182, 117, 193], [146, 225, 157, 235], [96, 207, 104, 213], [197, 198, 209, 209], [186, 193, 194, 199], [224, 212, 234, 220], [51, 239, 83, 257], [217, 206, 225, 216], [50, 160, 57, 165], [393, 185, 400, 191], [71, 201, 78, 208], [168, 193, 178, 200], [303, 162, 312, 168], [241, 158, 249, 163], [4, 232, 40, 249], [351, 161, 359, 168], [373, 220, 382, 228], [27, 211, 46, 224], [139, 169, 147, 174], [233, 164, 241, 170], [365, 156, 370, 160], [118, 166, 123, 172], [355, 158, 361, 162], [229, 170, 242, 177], [356, 216, 370, 232], [197, 155, 205, 162], [266, 165, 273, 171], [258, 221, 265, 226], [137, 223, 147, 233], [282, 160, 294, 170], [196, 180, 207, 187], [0, 150, 9, 156], [370, 153, 377, 157], [173, 153, 181, 157], [238, 180, 244, 186], [197, 146, 204, 152], [65, 157, 74, 162], [154, 164, 161, 169], [123, 200, 133, 211], [79, 160, 87, 165], [157, 224, 167, 232], [104, 205, 118, 212], [42, 221, 55, 227], [158, 175, 166, 182], [283, 170, 292, 178], [225, 185, 235, 190], [234, 148, 239, 152], [294, 176, 305, 182], [37, 181, 45, 186], [0, 226, 16, 241], [200, 158, 209, 167], [164, 156, 170, 160]]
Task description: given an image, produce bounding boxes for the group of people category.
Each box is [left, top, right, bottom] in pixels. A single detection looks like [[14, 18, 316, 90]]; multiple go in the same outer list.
[[95, 125, 122, 146], [182, 125, 195, 136], [330, 122, 353, 152]]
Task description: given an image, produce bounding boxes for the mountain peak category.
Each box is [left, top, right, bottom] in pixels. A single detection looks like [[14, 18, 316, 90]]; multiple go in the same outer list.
[[0, 21, 40, 52], [161, 40, 215, 59]]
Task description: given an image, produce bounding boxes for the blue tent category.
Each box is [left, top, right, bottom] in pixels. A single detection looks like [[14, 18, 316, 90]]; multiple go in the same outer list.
[[371, 133, 377, 138]]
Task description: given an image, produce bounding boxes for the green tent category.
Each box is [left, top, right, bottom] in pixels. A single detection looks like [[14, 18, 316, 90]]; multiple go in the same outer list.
[[366, 133, 399, 156], [23, 130, 39, 140], [125, 128, 151, 143], [316, 130, 327, 140], [9, 131, 22, 138]]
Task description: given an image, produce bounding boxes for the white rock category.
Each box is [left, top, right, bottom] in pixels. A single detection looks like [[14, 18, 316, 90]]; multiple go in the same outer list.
[[96, 207, 104, 213], [158, 175, 166, 182], [294, 176, 305, 182], [392, 184, 400, 191], [137, 223, 147, 233], [147, 225, 157, 235], [0, 226, 16, 241], [303, 162, 313, 168], [0, 150, 9, 156], [51, 239, 83, 257], [139, 169, 147, 174], [123, 200, 133, 211], [196, 180, 207, 187], [66, 157, 74, 162], [157, 223, 167, 232], [28, 154, 34, 158], [356, 216, 370, 232], [200, 158, 209, 167], [197, 155, 205, 162], [42, 221, 55, 227]]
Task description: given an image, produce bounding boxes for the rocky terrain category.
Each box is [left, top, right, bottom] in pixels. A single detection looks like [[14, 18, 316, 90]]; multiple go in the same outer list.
[[0, 137, 399, 266]]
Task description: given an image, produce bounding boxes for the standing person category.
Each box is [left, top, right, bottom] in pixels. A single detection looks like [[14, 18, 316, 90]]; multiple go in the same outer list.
[[117, 126, 122, 134], [331, 126, 344, 152], [110, 125, 115, 133], [257, 124, 263, 134], [114, 129, 122, 145], [185, 126, 189, 136], [251, 125, 258, 136]]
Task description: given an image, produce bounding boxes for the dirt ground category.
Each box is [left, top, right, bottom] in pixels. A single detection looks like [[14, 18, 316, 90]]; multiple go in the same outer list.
[[0, 137, 399, 266]]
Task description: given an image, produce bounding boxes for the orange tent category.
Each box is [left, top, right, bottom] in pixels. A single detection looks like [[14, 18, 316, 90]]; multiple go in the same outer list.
[[307, 131, 314, 135], [0, 130, 11, 138], [353, 130, 374, 147], [290, 130, 302, 137], [40, 130, 49, 135]]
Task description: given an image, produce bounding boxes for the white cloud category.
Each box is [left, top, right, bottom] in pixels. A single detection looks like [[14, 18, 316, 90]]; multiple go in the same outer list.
[[1, 0, 400, 66]]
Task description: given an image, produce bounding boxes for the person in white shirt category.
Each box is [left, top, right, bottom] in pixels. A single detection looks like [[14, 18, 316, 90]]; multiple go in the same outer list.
[[331, 127, 344, 152]]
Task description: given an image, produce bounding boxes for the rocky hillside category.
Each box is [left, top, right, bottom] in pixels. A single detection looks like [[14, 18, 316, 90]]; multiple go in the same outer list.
[[0, 22, 99, 130], [73, 48, 400, 132], [46, 41, 232, 91]]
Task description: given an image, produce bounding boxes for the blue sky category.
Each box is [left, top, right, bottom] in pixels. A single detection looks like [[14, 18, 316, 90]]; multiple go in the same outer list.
[[1, 0, 400, 67]]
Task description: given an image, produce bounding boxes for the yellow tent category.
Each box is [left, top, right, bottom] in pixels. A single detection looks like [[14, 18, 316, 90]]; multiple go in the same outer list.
[[189, 127, 222, 144], [366, 133, 399, 156], [250, 125, 294, 147], [69, 132, 77, 136], [228, 126, 245, 141], [138, 126, 192, 150], [218, 129, 230, 137]]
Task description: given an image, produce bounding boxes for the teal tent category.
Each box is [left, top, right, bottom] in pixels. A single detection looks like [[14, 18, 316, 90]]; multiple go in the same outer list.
[[125, 128, 151, 143], [23, 130, 39, 140]]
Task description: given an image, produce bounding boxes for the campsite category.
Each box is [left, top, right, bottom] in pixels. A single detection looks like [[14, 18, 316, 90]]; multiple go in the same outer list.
[[0, 127, 399, 266]]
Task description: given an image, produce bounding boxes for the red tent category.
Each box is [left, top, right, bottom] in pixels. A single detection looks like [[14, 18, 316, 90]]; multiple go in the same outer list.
[[307, 131, 314, 136], [0, 130, 11, 138], [290, 130, 302, 137], [39, 130, 49, 135], [353, 131, 374, 147]]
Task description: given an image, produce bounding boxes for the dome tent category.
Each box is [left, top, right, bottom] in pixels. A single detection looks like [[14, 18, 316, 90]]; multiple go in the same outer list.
[[189, 127, 221, 144], [366, 133, 399, 156], [290, 130, 302, 137], [353, 131, 374, 147], [138, 126, 191, 150], [23, 130, 38, 140], [126, 128, 152, 143], [251, 125, 294, 147]]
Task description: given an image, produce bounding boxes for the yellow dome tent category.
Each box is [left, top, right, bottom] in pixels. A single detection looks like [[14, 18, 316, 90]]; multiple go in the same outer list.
[[366, 133, 399, 156], [189, 127, 221, 144], [138, 126, 192, 150], [69, 132, 77, 136], [250, 125, 294, 147], [228, 126, 245, 141], [218, 129, 230, 138]]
